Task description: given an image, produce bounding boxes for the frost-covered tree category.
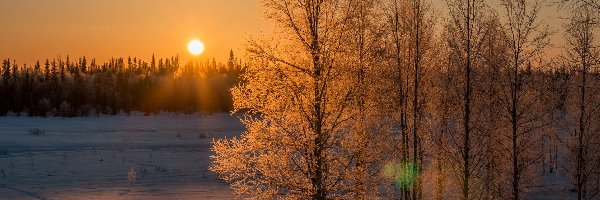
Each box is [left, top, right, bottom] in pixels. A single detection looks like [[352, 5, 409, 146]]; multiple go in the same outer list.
[[385, 1, 412, 198], [444, 0, 491, 199], [559, 0, 600, 10], [495, 0, 553, 199], [211, 0, 396, 199], [563, 4, 600, 199], [345, 0, 390, 198], [380, 1, 438, 199]]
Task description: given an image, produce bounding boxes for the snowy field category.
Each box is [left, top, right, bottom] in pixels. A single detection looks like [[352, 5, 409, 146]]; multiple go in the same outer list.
[[0, 112, 578, 199], [0, 113, 243, 200]]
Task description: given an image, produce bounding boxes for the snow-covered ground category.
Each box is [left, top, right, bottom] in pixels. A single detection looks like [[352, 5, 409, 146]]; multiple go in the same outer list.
[[0, 112, 577, 199], [0, 113, 244, 200]]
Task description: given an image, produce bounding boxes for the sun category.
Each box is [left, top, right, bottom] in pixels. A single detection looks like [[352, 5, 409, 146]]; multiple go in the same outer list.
[[188, 39, 205, 55]]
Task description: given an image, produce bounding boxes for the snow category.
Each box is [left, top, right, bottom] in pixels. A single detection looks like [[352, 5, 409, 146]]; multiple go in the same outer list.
[[0, 113, 244, 200], [524, 112, 578, 200], [0, 112, 579, 199], [526, 172, 575, 199]]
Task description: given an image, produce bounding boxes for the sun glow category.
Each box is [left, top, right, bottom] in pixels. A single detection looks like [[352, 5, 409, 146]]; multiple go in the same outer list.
[[188, 39, 205, 55]]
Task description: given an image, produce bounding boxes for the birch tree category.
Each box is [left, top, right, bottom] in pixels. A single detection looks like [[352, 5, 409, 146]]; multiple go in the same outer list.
[[381, 1, 437, 199], [445, 0, 489, 199], [495, 0, 553, 199], [559, 0, 600, 10], [563, 4, 600, 199], [344, 0, 395, 198], [385, 0, 412, 198], [211, 0, 395, 199]]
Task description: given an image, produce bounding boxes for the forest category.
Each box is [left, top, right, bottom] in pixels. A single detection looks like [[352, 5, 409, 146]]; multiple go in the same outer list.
[[0, 51, 244, 116], [210, 0, 600, 199]]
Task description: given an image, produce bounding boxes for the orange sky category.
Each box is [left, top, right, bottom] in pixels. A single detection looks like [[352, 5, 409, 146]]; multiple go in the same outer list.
[[429, 1, 570, 60], [0, 0, 570, 66], [0, 0, 270, 65]]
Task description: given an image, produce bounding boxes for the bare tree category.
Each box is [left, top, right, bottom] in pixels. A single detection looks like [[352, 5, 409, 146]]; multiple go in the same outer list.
[[559, 0, 600, 10], [382, 1, 437, 199], [429, 45, 455, 200], [445, 0, 489, 199], [211, 0, 395, 199], [386, 2, 411, 198], [476, 15, 512, 199], [496, 0, 553, 199], [344, 0, 394, 198], [411, 1, 422, 198], [563, 4, 600, 199]]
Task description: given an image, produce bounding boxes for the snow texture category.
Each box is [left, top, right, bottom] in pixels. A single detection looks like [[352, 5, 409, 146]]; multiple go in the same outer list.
[[0, 113, 243, 200]]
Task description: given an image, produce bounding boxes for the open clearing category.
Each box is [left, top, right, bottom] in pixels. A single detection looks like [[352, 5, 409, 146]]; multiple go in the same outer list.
[[0, 113, 577, 199], [0, 113, 243, 200]]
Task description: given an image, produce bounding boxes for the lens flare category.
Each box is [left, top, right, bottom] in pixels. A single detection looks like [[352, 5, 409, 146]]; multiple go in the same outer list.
[[383, 160, 420, 190]]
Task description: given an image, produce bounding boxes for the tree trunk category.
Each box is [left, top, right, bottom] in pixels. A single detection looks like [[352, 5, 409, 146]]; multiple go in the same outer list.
[[309, 1, 326, 198], [511, 56, 520, 200], [392, 1, 409, 199], [463, 1, 472, 199], [412, 0, 421, 199], [577, 46, 587, 200]]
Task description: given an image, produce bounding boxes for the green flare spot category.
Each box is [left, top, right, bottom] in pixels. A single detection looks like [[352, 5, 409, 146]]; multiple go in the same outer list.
[[383, 160, 420, 191]]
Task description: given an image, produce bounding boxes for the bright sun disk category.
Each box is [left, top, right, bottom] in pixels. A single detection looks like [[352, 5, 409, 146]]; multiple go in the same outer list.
[[188, 39, 205, 55]]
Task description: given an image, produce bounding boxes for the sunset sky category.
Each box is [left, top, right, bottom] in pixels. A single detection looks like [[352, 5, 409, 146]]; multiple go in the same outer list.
[[0, 0, 568, 66], [0, 0, 270, 65]]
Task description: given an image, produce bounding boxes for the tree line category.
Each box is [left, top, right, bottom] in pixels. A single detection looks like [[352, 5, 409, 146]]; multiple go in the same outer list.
[[0, 51, 244, 117], [211, 0, 600, 200]]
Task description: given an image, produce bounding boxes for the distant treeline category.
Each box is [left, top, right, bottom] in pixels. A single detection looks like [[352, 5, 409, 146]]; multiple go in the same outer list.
[[0, 51, 244, 117]]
